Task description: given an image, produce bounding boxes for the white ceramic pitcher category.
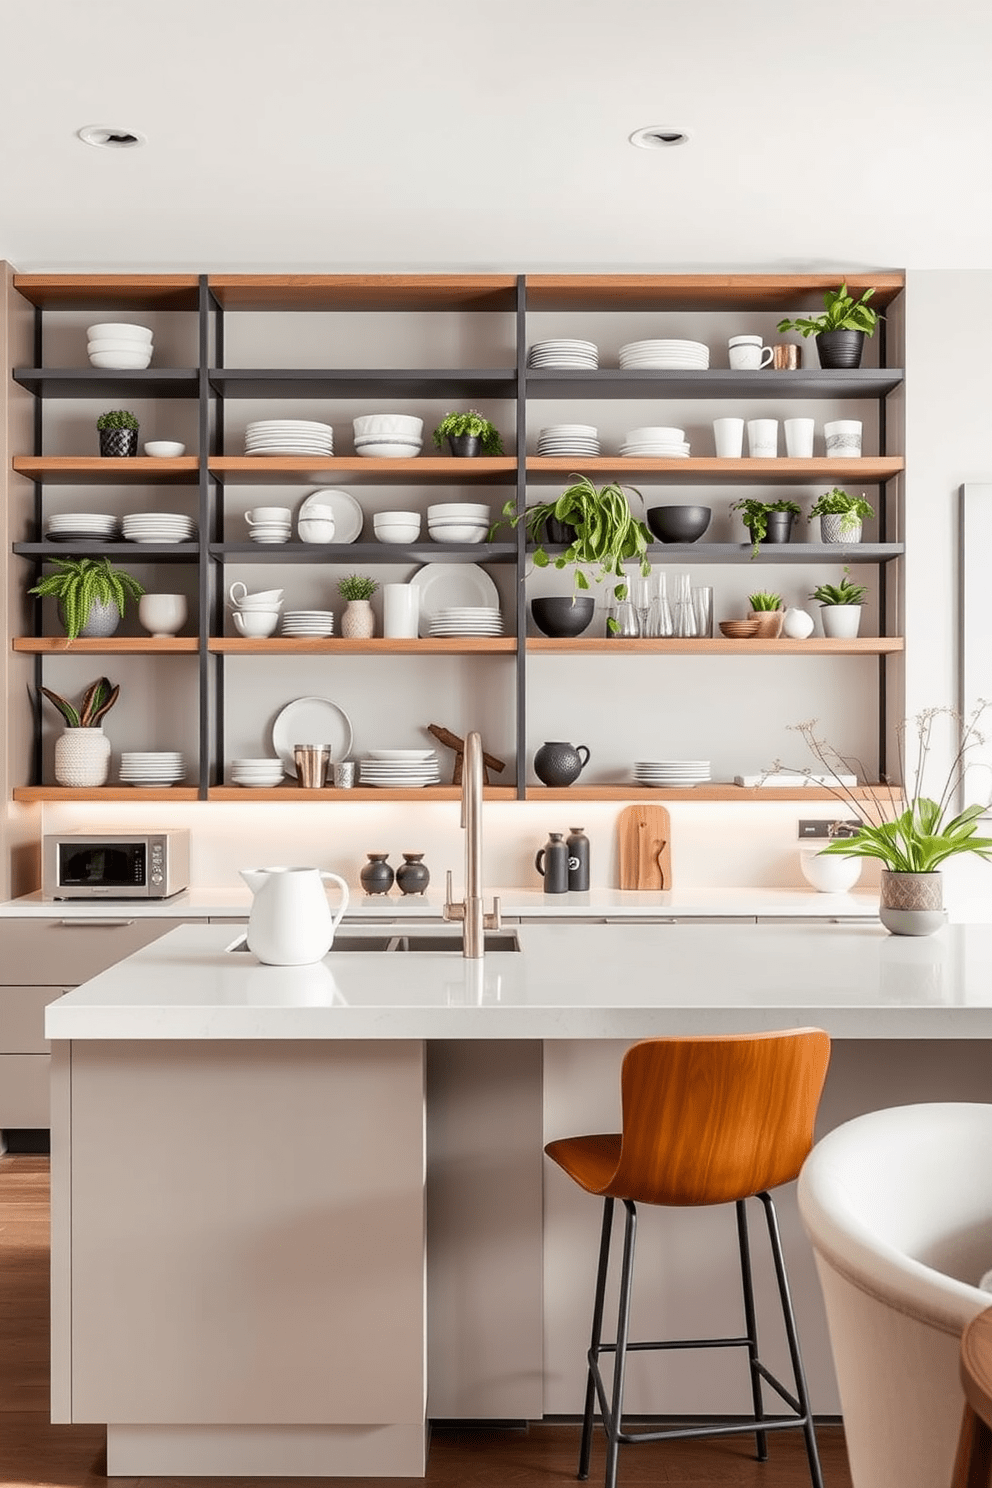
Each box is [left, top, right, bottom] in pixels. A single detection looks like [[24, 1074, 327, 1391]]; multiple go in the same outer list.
[[240, 865, 350, 966]]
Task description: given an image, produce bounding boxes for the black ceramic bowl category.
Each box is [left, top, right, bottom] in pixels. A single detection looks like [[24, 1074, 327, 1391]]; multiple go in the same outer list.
[[530, 596, 595, 638], [646, 504, 712, 543]]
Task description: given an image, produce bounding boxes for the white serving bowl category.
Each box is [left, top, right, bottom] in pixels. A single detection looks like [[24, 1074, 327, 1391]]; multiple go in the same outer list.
[[89, 349, 152, 369], [143, 441, 186, 458], [427, 503, 491, 519], [374, 509, 420, 525], [232, 610, 280, 637], [625, 426, 685, 442], [429, 525, 489, 543], [298, 519, 336, 543], [355, 442, 421, 459], [86, 322, 153, 343], [87, 338, 153, 354], [353, 414, 424, 436], [375, 526, 421, 544]]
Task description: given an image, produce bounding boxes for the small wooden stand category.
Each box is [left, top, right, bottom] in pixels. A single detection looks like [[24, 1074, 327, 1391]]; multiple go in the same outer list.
[[428, 724, 506, 786]]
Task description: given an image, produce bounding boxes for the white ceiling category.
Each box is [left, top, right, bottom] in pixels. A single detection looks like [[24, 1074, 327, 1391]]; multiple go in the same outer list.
[[2, 0, 989, 273]]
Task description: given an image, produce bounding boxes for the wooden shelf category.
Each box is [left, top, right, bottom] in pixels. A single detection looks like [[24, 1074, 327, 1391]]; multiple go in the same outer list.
[[13, 456, 199, 484], [523, 273, 905, 312], [210, 637, 516, 655], [12, 274, 200, 310], [526, 636, 904, 655], [208, 785, 517, 801], [13, 787, 200, 802], [525, 457, 904, 483], [13, 637, 197, 654], [207, 274, 519, 313], [208, 456, 516, 484]]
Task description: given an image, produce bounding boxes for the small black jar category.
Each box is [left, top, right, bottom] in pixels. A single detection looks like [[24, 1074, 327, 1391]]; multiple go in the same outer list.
[[396, 853, 430, 896], [360, 853, 394, 895]]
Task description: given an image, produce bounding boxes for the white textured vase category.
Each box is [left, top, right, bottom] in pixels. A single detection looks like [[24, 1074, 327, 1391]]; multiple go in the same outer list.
[[341, 599, 375, 639], [54, 726, 111, 787]]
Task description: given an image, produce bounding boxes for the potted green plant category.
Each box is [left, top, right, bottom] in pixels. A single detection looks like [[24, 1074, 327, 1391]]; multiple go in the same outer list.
[[96, 408, 140, 458], [731, 497, 802, 557], [747, 589, 785, 638], [28, 556, 145, 641], [788, 703, 992, 934], [499, 476, 652, 632], [338, 573, 379, 638], [776, 282, 881, 369], [431, 409, 504, 458], [40, 676, 119, 787], [809, 567, 868, 638], [808, 488, 875, 544]]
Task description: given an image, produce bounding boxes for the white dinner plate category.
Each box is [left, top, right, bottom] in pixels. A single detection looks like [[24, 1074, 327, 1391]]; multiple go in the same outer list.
[[409, 563, 500, 637], [298, 489, 363, 543], [271, 696, 354, 776]]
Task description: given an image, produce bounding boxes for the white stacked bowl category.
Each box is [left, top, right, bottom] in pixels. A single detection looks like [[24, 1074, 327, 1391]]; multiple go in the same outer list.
[[231, 758, 285, 788], [427, 501, 490, 543], [355, 436, 423, 458], [374, 511, 422, 543], [354, 414, 424, 438], [429, 522, 489, 543], [87, 323, 153, 370]]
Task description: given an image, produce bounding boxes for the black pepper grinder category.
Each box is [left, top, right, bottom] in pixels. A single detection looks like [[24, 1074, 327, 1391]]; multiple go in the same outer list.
[[535, 832, 569, 894], [566, 826, 590, 892]]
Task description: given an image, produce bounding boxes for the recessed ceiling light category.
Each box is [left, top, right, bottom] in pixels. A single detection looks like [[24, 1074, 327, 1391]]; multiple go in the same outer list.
[[629, 126, 689, 150], [77, 125, 147, 150]]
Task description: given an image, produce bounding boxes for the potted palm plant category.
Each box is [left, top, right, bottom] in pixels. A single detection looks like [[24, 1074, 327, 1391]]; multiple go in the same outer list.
[[28, 556, 145, 641], [731, 497, 802, 557], [776, 282, 881, 369], [788, 704, 992, 934], [431, 409, 504, 457], [499, 476, 652, 633], [40, 676, 119, 787], [808, 488, 875, 544], [96, 408, 140, 457], [810, 567, 867, 638]]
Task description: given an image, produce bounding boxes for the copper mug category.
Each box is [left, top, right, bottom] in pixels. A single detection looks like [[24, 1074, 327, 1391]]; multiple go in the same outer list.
[[772, 344, 801, 370]]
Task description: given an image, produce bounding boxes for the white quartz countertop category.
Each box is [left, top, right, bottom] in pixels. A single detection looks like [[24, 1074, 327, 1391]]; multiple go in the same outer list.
[[44, 920, 992, 1042], [2, 885, 879, 920]]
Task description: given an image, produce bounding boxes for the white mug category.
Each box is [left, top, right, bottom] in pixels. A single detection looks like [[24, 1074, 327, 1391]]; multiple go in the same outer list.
[[824, 420, 863, 457], [383, 583, 419, 639], [713, 417, 745, 458], [245, 507, 292, 524], [784, 418, 816, 458], [729, 335, 774, 371], [746, 418, 779, 458]]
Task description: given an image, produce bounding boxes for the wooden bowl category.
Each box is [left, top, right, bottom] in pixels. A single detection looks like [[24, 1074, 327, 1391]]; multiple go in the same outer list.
[[719, 619, 762, 638]]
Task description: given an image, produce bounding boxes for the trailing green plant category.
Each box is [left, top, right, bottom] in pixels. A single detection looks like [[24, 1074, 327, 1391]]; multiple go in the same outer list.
[[808, 487, 875, 533], [28, 556, 145, 641], [778, 703, 992, 874], [748, 590, 783, 612], [730, 497, 802, 558], [39, 676, 119, 729], [431, 409, 504, 455], [810, 567, 868, 606], [776, 282, 880, 339], [498, 476, 652, 632], [337, 573, 379, 601], [96, 409, 139, 432]]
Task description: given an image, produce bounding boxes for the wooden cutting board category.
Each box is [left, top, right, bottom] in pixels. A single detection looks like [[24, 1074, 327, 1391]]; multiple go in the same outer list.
[[617, 804, 673, 890]]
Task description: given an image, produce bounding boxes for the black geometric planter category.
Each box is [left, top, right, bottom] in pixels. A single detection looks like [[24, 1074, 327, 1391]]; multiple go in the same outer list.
[[99, 428, 139, 458], [447, 433, 482, 457], [815, 330, 865, 369]]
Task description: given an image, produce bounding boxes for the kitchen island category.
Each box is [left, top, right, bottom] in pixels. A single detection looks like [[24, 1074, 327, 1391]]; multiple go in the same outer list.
[[46, 921, 992, 1477]]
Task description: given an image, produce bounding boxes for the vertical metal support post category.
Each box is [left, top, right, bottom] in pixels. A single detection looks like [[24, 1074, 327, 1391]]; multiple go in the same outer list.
[[31, 305, 45, 784], [196, 275, 212, 799], [514, 274, 528, 799]]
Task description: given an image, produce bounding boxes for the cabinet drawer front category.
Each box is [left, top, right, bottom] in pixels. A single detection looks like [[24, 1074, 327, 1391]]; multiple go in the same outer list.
[[0, 985, 64, 1053], [0, 918, 189, 985], [0, 1054, 50, 1127]]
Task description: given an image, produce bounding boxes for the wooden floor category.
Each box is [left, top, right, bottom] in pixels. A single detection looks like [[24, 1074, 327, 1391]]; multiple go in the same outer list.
[[0, 1152, 853, 1487]]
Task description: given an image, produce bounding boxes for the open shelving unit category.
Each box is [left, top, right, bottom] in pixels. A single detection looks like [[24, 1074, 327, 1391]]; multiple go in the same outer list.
[[8, 269, 907, 803]]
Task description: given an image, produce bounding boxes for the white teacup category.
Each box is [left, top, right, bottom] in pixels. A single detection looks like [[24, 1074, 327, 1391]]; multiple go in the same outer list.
[[232, 610, 280, 638], [245, 507, 292, 525], [229, 582, 283, 607], [138, 593, 188, 637], [729, 334, 774, 371]]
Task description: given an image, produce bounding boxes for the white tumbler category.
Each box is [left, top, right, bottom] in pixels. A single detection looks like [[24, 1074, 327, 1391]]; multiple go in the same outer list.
[[383, 583, 419, 638]]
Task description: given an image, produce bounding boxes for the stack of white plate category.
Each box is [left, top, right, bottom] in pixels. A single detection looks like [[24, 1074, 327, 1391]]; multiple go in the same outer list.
[[634, 759, 712, 787], [87, 322, 153, 370], [536, 424, 601, 457], [619, 339, 710, 370], [246, 514, 292, 544], [358, 750, 441, 788], [354, 414, 423, 459], [620, 426, 691, 458], [230, 758, 285, 788], [528, 339, 599, 369], [427, 502, 490, 543], [122, 512, 197, 543], [119, 751, 186, 787], [46, 512, 119, 542], [429, 606, 503, 637], [245, 420, 334, 456], [281, 610, 335, 637]]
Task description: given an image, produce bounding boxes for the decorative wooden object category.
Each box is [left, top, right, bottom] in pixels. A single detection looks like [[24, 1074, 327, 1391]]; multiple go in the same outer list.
[[617, 803, 673, 890], [428, 724, 506, 786]]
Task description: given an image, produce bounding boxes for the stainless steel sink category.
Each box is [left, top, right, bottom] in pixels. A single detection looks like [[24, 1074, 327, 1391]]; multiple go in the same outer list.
[[228, 930, 520, 954]]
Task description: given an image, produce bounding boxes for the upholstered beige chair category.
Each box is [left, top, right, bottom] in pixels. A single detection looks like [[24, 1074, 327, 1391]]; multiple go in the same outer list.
[[798, 1103, 992, 1488]]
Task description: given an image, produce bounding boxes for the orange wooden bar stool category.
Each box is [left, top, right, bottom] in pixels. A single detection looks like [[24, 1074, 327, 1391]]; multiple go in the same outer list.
[[545, 1029, 831, 1488]]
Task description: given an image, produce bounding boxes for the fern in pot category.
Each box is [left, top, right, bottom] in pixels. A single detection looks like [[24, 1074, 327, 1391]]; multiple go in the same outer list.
[[29, 556, 145, 641], [776, 281, 881, 369], [40, 676, 119, 788], [808, 488, 874, 544]]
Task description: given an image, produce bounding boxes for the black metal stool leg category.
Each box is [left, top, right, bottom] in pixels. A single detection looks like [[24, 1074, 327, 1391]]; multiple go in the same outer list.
[[758, 1192, 825, 1488], [579, 1197, 615, 1481], [603, 1200, 637, 1488], [736, 1198, 768, 1461]]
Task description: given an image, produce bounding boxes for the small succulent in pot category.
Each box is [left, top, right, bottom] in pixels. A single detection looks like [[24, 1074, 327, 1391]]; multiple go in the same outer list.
[[809, 568, 868, 606], [96, 407, 140, 456], [337, 573, 379, 601], [748, 590, 783, 612], [431, 409, 504, 457], [28, 556, 145, 641], [39, 675, 120, 728]]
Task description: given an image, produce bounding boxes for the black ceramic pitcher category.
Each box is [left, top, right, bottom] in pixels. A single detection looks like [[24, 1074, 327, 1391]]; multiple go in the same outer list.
[[533, 741, 590, 788], [535, 833, 569, 894]]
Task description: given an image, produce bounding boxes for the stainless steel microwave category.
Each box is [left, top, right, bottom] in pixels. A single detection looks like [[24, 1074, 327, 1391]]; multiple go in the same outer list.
[[43, 830, 190, 900]]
